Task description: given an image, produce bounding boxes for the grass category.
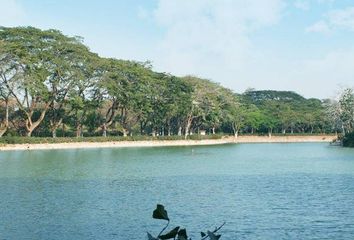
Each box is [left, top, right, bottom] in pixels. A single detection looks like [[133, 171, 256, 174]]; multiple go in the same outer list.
[[0, 134, 225, 145]]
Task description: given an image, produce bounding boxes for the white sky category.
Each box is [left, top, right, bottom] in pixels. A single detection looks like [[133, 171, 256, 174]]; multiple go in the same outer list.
[[1, 0, 354, 99]]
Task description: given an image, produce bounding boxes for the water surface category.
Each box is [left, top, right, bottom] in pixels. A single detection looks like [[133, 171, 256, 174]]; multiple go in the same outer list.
[[0, 143, 354, 239]]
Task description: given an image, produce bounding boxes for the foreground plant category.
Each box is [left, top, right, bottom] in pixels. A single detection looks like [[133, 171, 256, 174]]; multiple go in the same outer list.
[[147, 204, 225, 240]]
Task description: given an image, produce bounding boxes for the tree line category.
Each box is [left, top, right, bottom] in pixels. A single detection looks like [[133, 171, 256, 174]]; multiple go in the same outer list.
[[0, 27, 352, 139]]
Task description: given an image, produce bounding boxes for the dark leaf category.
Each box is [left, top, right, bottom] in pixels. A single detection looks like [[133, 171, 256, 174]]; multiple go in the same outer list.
[[147, 232, 158, 240], [207, 231, 221, 240], [159, 226, 180, 239], [201, 232, 206, 237], [177, 229, 188, 240], [153, 204, 169, 221]]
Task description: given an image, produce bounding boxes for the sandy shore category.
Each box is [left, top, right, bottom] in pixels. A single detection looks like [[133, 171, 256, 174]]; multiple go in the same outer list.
[[234, 135, 336, 143], [0, 135, 337, 151]]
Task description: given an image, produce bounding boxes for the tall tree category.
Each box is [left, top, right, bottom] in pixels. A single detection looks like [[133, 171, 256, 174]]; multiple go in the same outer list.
[[0, 27, 61, 136], [338, 88, 354, 134], [0, 40, 18, 137]]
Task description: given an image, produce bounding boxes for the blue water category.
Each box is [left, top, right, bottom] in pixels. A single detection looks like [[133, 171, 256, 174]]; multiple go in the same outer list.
[[0, 143, 354, 239]]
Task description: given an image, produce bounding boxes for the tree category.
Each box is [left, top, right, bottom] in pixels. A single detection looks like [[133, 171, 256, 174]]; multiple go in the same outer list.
[[47, 32, 98, 138], [0, 26, 337, 138], [0, 27, 51, 136], [0, 40, 16, 137], [324, 99, 342, 135], [325, 88, 354, 136], [162, 75, 193, 136], [0, 27, 96, 136], [221, 90, 244, 137], [259, 100, 280, 137], [243, 105, 262, 134], [338, 88, 354, 134], [181, 76, 225, 138], [97, 58, 127, 137]]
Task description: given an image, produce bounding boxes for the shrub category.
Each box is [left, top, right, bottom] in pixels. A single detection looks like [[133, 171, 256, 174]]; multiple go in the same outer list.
[[0, 134, 225, 145], [342, 132, 354, 147]]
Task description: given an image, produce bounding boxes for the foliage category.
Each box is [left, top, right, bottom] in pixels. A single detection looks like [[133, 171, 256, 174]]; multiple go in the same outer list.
[[0, 134, 225, 145], [243, 90, 305, 103], [325, 88, 354, 135], [342, 131, 354, 147], [0, 26, 339, 140], [147, 204, 225, 240]]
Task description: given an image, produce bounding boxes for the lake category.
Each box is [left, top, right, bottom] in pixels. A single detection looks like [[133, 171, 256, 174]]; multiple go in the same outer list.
[[0, 143, 354, 240]]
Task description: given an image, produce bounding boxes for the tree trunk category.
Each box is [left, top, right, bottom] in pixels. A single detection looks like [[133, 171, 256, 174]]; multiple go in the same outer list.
[[76, 124, 82, 138], [0, 128, 6, 137], [251, 128, 254, 134], [50, 118, 62, 138], [184, 116, 192, 139], [168, 126, 171, 136], [268, 128, 272, 138], [282, 128, 286, 134], [0, 100, 9, 137], [178, 126, 182, 136], [102, 123, 107, 137], [140, 121, 147, 135], [26, 119, 43, 137], [122, 128, 128, 137], [52, 129, 57, 138], [232, 124, 238, 138], [102, 101, 117, 137], [140, 121, 144, 135], [25, 104, 49, 137], [26, 130, 32, 137], [62, 122, 66, 137], [212, 127, 215, 134]]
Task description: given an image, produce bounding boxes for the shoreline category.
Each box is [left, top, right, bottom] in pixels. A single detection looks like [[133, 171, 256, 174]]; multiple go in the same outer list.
[[0, 135, 337, 151]]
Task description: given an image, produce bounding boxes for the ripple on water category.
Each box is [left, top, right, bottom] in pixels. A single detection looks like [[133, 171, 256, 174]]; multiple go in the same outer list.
[[0, 143, 353, 239]]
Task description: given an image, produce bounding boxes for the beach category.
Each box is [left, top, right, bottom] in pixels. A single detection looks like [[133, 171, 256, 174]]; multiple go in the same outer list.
[[0, 135, 337, 151]]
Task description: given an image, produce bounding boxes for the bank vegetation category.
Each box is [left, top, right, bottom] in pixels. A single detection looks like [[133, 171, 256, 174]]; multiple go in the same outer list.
[[0, 27, 353, 144]]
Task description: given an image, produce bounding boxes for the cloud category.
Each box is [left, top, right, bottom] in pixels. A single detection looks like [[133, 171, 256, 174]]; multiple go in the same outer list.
[[150, 0, 285, 89], [328, 7, 354, 31], [137, 6, 150, 20], [317, 0, 335, 4], [154, 0, 284, 29], [306, 20, 331, 34], [307, 7, 354, 33], [294, 0, 310, 11], [0, 0, 25, 27], [147, 0, 354, 98], [295, 49, 354, 97], [224, 48, 354, 99]]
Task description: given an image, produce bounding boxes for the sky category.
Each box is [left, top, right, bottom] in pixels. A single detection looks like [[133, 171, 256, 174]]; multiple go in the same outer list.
[[1, 0, 354, 99]]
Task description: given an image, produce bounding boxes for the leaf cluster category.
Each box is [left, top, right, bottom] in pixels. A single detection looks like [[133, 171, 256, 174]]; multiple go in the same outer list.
[[147, 204, 225, 240]]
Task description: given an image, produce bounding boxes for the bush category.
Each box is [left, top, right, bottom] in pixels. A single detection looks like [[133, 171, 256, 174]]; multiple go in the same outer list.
[[342, 132, 354, 147]]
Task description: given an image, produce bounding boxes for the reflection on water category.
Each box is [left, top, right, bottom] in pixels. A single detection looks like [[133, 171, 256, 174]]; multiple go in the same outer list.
[[0, 143, 354, 239]]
